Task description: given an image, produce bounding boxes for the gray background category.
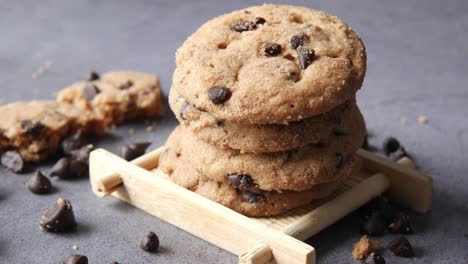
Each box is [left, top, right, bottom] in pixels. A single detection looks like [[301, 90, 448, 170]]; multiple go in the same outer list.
[[0, 0, 467, 263]]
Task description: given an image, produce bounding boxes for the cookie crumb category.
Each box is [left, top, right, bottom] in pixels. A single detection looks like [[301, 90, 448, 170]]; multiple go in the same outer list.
[[418, 115, 428, 124], [128, 128, 135, 135], [352, 235, 379, 260], [72, 244, 78, 250], [32, 61, 53, 79]]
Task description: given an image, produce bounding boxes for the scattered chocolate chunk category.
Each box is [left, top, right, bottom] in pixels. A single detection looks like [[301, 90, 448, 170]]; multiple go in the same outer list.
[[208, 86, 232, 104], [119, 80, 134, 90], [1, 150, 25, 173], [83, 84, 100, 101], [227, 174, 254, 190], [263, 42, 282, 57], [110, 262, 119, 264], [389, 213, 414, 234], [140, 231, 160, 252], [21, 120, 45, 137], [40, 198, 77, 232], [335, 153, 344, 169], [232, 21, 257, 32], [364, 252, 386, 264], [61, 254, 88, 264], [388, 237, 414, 258], [120, 142, 151, 161], [70, 144, 93, 162], [352, 235, 379, 260], [88, 71, 100, 81], [179, 100, 190, 120], [290, 33, 310, 49], [296, 46, 315, 69], [363, 196, 398, 222], [62, 130, 89, 156], [26, 170, 52, 194], [49, 157, 87, 179], [382, 137, 400, 156], [361, 211, 386, 236], [245, 191, 265, 203], [254, 17, 266, 25]]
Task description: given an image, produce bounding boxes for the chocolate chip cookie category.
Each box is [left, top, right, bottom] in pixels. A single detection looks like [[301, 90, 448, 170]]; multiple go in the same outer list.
[[0, 101, 104, 161], [159, 146, 355, 217], [160, 124, 364, 192], [172, 4, 366, 124], [170, 88, 362, 153], [57, 71, 164, 125]]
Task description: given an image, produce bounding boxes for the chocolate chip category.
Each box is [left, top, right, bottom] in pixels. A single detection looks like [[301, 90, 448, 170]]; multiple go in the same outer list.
[[361, 211, 386, 236], [216, 120, 225, 127], [179, 101, 190, 120], [232, 21, 257, 32], [1, 150, 25, 173], [120, 142, 151, 161], [388, 237, 414, 257], [364, 252, 386, 264], [285, 71, 300, 82], [297, 46, 315, 69], [389, 213, 414, 234], [119, 80, 134, 90], [140, 231, 160, 252], [335, 153, 344, 168], [88, 71, 100, 81], [49, 157, 87, 179], [40, 198, 77, 232], [83, 84, 100, 101], [245, 191, 265, 203], [389, 147, 407, 161], [263, 42, 282, 57], [290, 33, 310, 49], [382, 137, 400, 156], [61, 254, 88, 264], [26, 170, 52, 194], [254, 17, 266, 25], [208, 86, 231, 104], [21, 120, 45, 137], [227, 174, 254, 190], [70, 144, 93, 162], [62, 130, 89, 156]]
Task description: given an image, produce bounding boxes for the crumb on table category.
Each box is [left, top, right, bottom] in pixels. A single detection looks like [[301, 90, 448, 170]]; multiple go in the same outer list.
[[352, 235, 379, 260]]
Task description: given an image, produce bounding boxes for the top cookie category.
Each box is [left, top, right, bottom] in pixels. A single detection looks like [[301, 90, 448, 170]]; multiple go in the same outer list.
[[173, 4, 366, 124]]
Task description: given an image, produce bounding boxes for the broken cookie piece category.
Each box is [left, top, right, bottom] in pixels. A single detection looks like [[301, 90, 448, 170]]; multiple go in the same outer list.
[[40, 198, 77, 232], [352, 235, 379, 260]]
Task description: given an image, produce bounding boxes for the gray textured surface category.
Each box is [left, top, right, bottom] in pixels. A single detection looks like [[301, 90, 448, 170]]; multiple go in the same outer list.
[[0, 0, 467, 263]]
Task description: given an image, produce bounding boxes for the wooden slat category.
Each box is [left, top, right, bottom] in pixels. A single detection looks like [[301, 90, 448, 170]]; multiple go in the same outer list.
[[90, 149, 315, 264]]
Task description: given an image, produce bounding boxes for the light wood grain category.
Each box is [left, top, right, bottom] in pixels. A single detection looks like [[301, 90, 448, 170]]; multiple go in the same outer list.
[[239, 243, 273, 264]]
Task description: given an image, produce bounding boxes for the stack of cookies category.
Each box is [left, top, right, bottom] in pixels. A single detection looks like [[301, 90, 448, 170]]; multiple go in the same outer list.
[[160, 4, 367, 217]]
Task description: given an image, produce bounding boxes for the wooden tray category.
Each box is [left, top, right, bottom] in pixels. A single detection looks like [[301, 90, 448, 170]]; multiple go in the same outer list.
[[89, 147, 432, 264]]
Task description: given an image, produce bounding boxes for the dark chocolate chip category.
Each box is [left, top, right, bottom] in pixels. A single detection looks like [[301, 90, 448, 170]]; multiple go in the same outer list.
[[232, 21, 257, 32], [49, 157, 72, 179], [70, 144, 93, 162], [120, 142, 151, 161], [21, 120, 45, 137], [26, 170, 52, 194], [388, 237, 414, 258], [70, 159, 89, 178], [110, 262, 119, 264], [389, 213, 414, 234], [61, 254, 88, 264], [364, 252, 386, 264], [263, 42, 282, 57], [1, 150, 25, 173], [297, 46, 315, 69], [40, 198, 77, 232], [361, 211, 386, 236], [62, 130, 89, 156], [335, 153, 344, 168], [140, 231, 160, 252], [119, 80, 134, 90], [382, 137, 400, 156], [245, 191, 265, 203], [227, 174, 254, 190], [361, 196, 397, 222], [290, 33, 310, 49], [389, 147, 407, 161], [83, 84, 100, 101], [88, 71, 100, 81], [254, 17, 266, 25], [179, 101, 190, 120], [216, 120, 225, 127], [208, 86, 231, 104]]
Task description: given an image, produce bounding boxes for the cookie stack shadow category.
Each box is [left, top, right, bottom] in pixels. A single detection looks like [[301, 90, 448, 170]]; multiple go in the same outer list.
[[159, 4, 367, 217]]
